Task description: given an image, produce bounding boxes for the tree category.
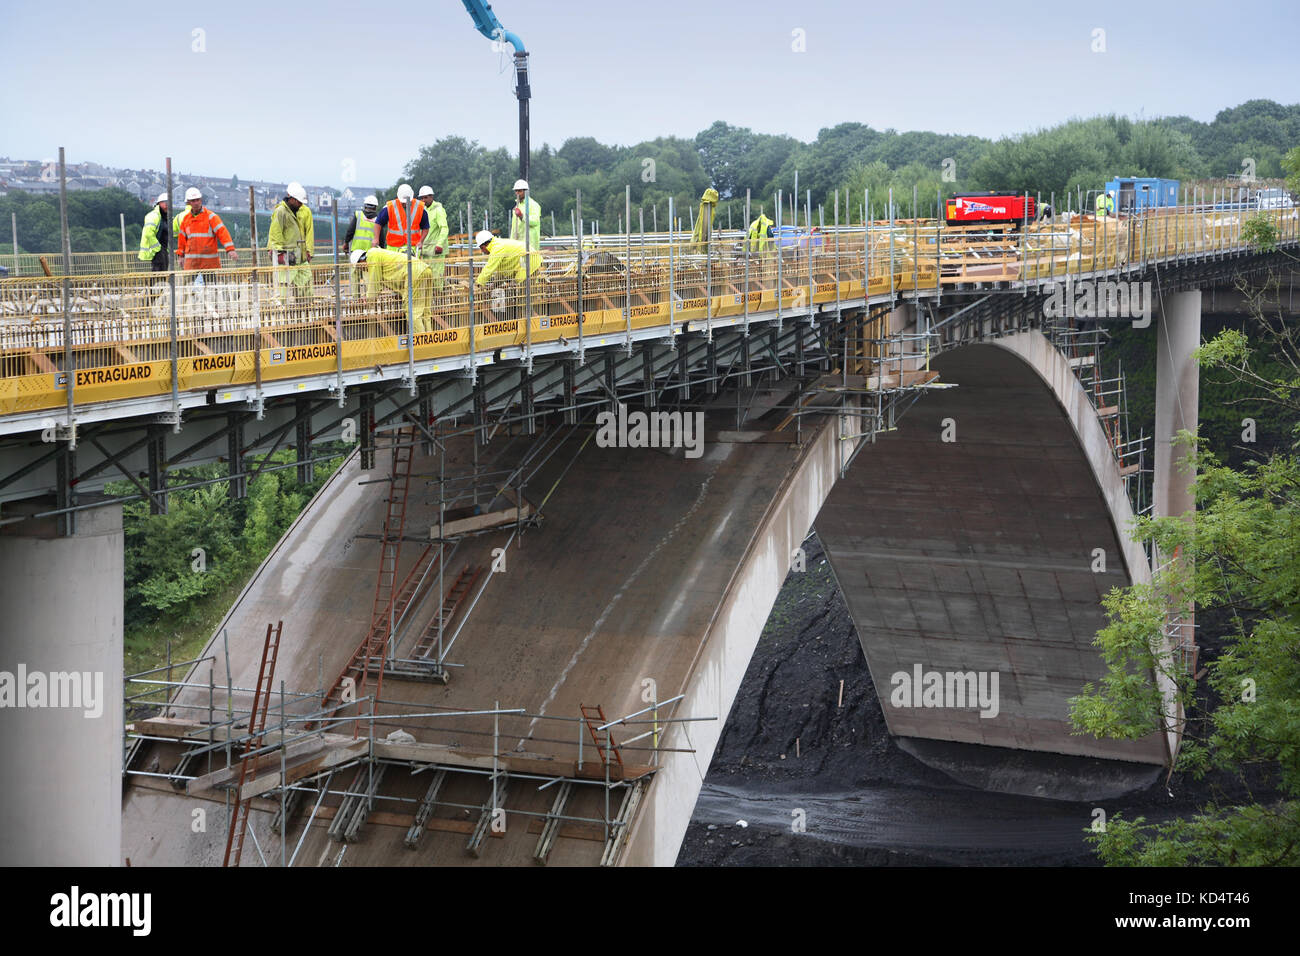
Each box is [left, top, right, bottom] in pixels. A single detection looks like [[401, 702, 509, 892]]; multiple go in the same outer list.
[[1068, 264, 1300, 864]]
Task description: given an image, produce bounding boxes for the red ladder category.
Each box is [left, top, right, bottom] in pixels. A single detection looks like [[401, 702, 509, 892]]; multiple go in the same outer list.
[[410, 564, 483, 659], [222, 620, 283, 867], [580, 704, 623, 769], [318, 425, 417, 729]]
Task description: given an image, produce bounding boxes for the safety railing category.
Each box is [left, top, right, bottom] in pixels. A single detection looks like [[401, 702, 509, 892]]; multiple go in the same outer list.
[[2, 206, 1295, 418]]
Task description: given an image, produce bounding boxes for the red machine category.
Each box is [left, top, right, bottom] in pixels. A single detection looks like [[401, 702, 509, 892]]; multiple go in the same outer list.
[[944, 192, 1035, 225]]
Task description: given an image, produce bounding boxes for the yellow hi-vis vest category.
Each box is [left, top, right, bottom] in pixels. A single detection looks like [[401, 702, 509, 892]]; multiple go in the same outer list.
[[352, 210, 375, 251]]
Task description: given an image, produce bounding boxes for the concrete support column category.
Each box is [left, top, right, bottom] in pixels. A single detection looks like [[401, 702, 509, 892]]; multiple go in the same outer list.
[[1154, 289, 1201, 525], [0, 501, 124, 866], [1154, 288, 1200, 756]]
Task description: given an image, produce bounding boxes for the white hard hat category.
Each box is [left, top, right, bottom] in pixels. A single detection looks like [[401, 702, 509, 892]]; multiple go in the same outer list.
[[418, 185, 434, 198], [474, 230, 494, 247], [185, 187, 202, 201], [156, 192, 169, 204], [397, 184, 414, 202], [286, 182, 308, 203], [513, 179, 528, 191], [363, 195, 378, 207], [349, 249, 367, 265]]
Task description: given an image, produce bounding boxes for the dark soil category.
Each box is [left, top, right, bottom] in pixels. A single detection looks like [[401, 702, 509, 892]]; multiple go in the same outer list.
[[676, 534, 1276, 866]]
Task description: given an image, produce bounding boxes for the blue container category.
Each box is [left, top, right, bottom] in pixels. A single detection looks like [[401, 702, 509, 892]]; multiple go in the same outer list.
[[1104, 177, 1180, 213], [774, 225, 824, 250]]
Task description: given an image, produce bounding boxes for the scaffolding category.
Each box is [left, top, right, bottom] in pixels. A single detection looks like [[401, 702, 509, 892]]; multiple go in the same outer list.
[[123, 634, 708, 866]]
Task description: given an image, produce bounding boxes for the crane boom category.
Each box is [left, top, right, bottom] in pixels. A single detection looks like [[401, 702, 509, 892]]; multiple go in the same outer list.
[[460, 1, 530, 182]]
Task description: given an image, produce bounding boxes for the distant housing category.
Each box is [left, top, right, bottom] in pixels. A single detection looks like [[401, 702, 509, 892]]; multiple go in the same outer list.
[[0, 156, 378, 217]]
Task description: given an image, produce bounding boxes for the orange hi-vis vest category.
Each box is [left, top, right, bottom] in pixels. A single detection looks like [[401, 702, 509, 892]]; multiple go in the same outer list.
[[384, 199, 426, 250], [177, 207, 235, 269]]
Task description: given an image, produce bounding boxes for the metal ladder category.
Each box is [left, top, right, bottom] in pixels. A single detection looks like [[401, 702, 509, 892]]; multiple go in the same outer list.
[[221, 620, 284, 867], [317, 425, 417, 728], [409, 564, 483, 660]]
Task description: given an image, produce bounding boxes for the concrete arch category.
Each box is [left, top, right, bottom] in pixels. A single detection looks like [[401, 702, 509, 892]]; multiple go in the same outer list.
[[818, 330, 1167, 770]]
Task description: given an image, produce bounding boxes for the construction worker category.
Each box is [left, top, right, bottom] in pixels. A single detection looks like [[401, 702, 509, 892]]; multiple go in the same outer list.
[[691, 187, 720, 252], [344, 195, 378, 254], [417, 185, 450, 291], [350, 247, 439, 333], [375, 183, 429, 255], [175, 187, 236, 271], [475, 230, 540, 285], [344, 195, 378, 294], [138, 192, 171, 271], [474, 229, 539, 320], [746, 209, 774, 254], [268, 182, 314, 302], [509, 179, 541, 252], [1095, 190, 1115, 218]]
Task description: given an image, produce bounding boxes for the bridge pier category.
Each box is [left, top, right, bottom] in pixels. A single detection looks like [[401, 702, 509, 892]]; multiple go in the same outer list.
[[0, 500, 123, 865], [1154, 290, 1201, 524], [1153, 289, 1201, 751]]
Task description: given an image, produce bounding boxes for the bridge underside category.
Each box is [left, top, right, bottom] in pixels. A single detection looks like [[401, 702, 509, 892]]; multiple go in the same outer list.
[[122, 382, 828, 866], [818, 343, 1168, 778]]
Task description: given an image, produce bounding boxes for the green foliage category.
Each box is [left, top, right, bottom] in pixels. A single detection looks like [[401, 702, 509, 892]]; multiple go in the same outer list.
[[0, 187, 149, 253], [383, 100, 1298, 234], [1284, 147, 1300, 196], [115, 447, 344, 635], [1069, 319, 1300, 865], [1242, 215, 1279, 253]]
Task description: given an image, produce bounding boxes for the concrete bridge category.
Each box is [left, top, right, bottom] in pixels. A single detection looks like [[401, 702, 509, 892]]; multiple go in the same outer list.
[[1, 204, 1296, 865]]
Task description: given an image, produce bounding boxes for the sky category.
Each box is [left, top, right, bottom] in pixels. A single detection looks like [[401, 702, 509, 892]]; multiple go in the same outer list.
[[2, 0, 1297, 188]]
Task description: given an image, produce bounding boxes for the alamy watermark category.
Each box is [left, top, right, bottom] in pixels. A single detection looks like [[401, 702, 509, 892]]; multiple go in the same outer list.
[[50, 886, 150, 935], [889, 664, 1000, 719], [1043, 279, 1151, 328], [0, 665, 104, 718], [595, 402, 705, 459]]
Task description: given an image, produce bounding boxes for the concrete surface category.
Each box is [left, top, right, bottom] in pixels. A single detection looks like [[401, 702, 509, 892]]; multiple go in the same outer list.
[[0, 501, 123, 865], [818, 339, 1168, 765]]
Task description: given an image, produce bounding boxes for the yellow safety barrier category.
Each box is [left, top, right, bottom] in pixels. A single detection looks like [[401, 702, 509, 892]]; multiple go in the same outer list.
[[1, 207, 1295, 417]]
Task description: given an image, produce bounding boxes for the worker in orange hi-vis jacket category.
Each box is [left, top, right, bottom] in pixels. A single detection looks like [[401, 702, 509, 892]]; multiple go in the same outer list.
[[175, 187, 237, 270]]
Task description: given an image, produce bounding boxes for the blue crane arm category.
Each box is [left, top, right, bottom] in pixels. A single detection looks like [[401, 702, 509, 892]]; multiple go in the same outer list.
[[460, 0, 525, 53]]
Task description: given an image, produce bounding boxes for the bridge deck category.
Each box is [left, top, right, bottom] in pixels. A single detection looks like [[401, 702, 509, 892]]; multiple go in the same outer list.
[[4, 208, 1294, 431]]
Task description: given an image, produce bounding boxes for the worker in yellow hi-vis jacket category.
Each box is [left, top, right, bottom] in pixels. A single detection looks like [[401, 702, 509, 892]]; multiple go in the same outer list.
[[268, 182, 314, 302], [417, 186, 450, 290], [350, 247, 440, 333], [746, 210, 774, 254], [474, 230, 541, 322]]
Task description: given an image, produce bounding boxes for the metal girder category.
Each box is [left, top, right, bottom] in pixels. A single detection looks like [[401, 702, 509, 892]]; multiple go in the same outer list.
[[295, 398, 314, 485], [55, 443, 75, 536], [146, 424, 167, 516], [562, 362, 576, 425], [359, 391, 376, 471], [227, 413, 246, 500], [418, 383, 435, 455], [521, 367, 535, 435], [643, 348, 657, 409], [604, 352, 617, 414]]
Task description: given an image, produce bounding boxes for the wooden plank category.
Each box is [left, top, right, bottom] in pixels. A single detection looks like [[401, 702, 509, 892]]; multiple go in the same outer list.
[[706, 430, 799, 445], [526, 818, 605, 843], [237, 740, 369, 801], [434, 501, 531, 538], [26, 350, 58, 374]]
